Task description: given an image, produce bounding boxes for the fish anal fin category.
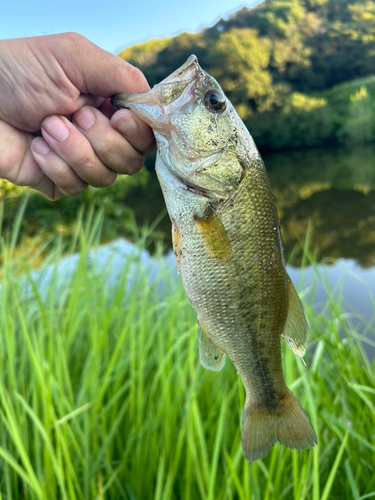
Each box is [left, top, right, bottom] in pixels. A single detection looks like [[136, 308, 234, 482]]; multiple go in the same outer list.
[[198, 321, 225, 372], [281, 276, 309, 358], [194, 207, 232, 261]]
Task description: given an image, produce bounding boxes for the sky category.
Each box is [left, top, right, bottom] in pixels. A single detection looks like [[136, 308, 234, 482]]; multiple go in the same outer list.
[[0, 0, 260, 55]]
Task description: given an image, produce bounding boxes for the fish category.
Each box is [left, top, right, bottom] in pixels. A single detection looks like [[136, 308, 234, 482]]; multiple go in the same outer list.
[[111, 56, 318, 462]]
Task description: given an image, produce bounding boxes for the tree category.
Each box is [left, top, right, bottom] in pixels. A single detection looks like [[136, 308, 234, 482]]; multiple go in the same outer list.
[[209, 28, 274, 115]]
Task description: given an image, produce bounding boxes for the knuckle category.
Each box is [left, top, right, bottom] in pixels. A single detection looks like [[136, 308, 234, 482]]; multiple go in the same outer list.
[[124, 65, 149, 92], [54, 32, 84, 55], [63, 183, 88, 197], [131, 66, 148, 87], [97, 170, 117, 188], [0, 151, 16, 180], [0, 128, 26, 183], [61, 32, 86, 47], [130, 67, 147, 85], [144, 140, 157, 154], [100, 135, 123, 159], [72, 150, 117, 188], [93, 134, 134, 172], [86, 168, 116, 188], [55, 167, 75, 184], [128, 155, 145, 175], [74, 152, 93, 170]]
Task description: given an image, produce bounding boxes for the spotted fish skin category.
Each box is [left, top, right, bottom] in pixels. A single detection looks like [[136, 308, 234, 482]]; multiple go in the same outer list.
[[111, 56, 317, 462]]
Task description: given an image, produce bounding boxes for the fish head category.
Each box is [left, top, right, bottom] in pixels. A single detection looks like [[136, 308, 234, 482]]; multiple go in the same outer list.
[[112, 55, 257, 197]]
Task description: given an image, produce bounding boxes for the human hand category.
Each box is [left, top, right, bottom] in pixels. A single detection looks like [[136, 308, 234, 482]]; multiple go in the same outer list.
[[0, 33, 155, 200]]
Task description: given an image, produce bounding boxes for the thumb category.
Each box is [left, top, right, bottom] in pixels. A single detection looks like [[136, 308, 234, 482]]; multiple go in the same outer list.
[[49, 33, 150, 98]]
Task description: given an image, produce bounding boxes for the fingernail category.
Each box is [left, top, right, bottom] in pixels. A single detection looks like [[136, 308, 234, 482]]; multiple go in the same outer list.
[[43, 116, 70, 142], [32, 137, 51, 155], [113, 110, 138, 136], [74, 107, 96, 131]]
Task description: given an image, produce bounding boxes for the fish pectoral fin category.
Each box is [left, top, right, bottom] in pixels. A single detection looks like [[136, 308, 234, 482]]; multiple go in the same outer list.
[[194, 206, 232, 261], [171, 219, 182, 274], [198, 321, 225, 372], [281, 277, 309, 358]]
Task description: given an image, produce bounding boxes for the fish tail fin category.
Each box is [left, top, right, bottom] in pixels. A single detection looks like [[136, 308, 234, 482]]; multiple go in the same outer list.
[[242, 390, 317, 462]]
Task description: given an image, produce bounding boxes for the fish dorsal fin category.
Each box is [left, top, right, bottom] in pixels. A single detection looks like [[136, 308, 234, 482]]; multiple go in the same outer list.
[[198, 321, 225, 372], [281, 277, 309, 358]]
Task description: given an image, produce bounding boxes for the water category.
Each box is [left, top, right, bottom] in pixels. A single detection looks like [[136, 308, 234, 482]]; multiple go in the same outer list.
[[126, 144, 375, 350], [289, 261, 375, 358], [265, 144, 375, 268], [266, 145, 375, 356], [131, 144, 375, 268]]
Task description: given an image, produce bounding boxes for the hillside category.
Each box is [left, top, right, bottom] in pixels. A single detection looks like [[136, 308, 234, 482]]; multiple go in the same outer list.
[[119, 0, 375, 150]]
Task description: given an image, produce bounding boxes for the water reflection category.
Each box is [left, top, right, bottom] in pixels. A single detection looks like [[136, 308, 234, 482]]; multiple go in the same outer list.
[[265, 145, 375, 268], [127, 145, 375, 347], [133, 144, 375, 269]]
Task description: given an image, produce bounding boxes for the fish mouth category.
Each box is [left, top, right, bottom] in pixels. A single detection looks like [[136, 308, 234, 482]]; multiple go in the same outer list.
[[111, 90, 160, 112], [111, 55, 201, 131], [159, 55, 201, 85], [110, 89, 163, 127]]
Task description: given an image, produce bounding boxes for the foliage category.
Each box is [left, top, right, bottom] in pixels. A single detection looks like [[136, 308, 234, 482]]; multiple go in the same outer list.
[[337, 85, 375, 143], [246, 75, 375, 149], [0, 209, 373, 498], [0, 169, 149, 250], [118, 0, 375, 150], [208, 28, 274, 114]]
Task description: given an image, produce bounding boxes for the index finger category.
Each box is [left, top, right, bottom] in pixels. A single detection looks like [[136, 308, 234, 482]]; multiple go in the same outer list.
[[111, 109, 156, 154]]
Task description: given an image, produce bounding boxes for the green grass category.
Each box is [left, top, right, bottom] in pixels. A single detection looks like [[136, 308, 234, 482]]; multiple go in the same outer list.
[[0, 205, 374, 499]]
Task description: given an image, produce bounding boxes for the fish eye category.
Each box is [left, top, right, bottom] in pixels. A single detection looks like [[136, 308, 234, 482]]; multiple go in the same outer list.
[[204, 90, 226, 112]]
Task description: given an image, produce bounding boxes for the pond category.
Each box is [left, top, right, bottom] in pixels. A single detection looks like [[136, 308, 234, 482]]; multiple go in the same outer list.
[[130, 144, 375, 267], [127, 143, 375, 355]]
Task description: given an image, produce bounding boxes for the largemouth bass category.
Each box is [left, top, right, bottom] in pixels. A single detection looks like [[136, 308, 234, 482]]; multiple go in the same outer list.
[[111, 56, 317, 462]]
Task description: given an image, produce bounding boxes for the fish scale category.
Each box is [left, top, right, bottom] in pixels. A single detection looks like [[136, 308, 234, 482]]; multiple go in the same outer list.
[[195, 166, 288, 401], [111, 55, 318, 462]]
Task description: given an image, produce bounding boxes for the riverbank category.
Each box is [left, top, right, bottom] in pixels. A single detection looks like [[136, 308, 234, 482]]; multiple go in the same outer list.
[[0, 227, 373, 498]]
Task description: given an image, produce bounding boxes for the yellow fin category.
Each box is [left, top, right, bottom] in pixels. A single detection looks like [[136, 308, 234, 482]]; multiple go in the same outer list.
[[281, 277, 309, 358], [171, 220, 182, 274], [198, 321, 225, 372], [194, 207, 232, 260]]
